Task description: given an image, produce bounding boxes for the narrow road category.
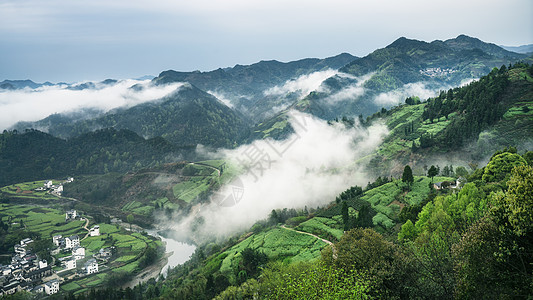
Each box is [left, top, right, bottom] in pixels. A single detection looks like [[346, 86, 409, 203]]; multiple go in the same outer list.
[[80, 218, 90, 241], [280, 225, 337, 259]]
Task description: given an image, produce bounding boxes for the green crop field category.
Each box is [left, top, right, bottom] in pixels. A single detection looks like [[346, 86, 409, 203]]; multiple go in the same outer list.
[[172, 177, 212, 203], [216, 227, 327, 281], [61, 282, 81, 292], [0, 180, 64, 200], [114, 260, 140, 273], [0, 204, 86, 238], [295, 217, 344, 241], [356, 176, 455, 230], [195, 160, 226, 169], [503, 102, 533, 119]]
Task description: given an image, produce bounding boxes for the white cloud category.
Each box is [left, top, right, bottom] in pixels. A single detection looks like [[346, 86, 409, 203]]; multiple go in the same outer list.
[[459, 78, 477, 87], [373, 82, 443, 106], [322, 72, 374, 104], [263, 69, 338, 98], [159, 110, 388, 240], [207, 90, 234, 108], [0, 80, 184, 130]]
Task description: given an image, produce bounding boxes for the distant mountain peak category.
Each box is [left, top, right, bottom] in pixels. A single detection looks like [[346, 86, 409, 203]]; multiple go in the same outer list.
[[387, 36, 431, 50], [445, 34, 524, 58]]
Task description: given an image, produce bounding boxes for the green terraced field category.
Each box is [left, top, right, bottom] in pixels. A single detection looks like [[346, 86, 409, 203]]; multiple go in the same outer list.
[[215, 227, 327, 281], [295, 217, 344, 241]]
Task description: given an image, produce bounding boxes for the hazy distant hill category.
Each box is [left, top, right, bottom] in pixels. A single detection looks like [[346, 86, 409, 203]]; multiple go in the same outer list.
[[500, 44, 533, 54], [153, 53, 358, 120], [0, 79, 54, 90], [21, 84, 251, 148]]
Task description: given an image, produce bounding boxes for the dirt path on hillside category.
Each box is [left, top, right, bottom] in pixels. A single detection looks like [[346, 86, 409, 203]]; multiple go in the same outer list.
[[80, 218, 90, 241], [280, 225, 337, 259]]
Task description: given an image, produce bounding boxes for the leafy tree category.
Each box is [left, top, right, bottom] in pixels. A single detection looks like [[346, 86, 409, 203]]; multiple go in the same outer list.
[[398, 219, 416, 242], [127, 214, 134, 231], [324, 228, 414, 298], [482, 152, 526, 182], [259, 261, 372, 299], [240, 248, 268, 278], [493, 165, 533, 236], [455, 166, 468, 178], [269, 209, 280, 224], [427, 165, 438, 182], [454, 167, 533, 299], [355, 203, 374, 228], [523, 151, 533, 165]]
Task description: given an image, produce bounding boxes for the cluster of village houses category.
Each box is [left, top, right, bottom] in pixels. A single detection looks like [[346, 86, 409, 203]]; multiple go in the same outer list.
[[0, 209, 113, 296], [34, 178, 74, 196], [419, 67, 456, 77]]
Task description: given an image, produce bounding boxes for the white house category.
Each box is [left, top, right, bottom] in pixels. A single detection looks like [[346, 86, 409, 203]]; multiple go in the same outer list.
[[2, 267, 11, 276], [53, 185, 63, 195], [44, 181, 53, 189], [64, 235, 80, 249], [65, 209, 77, 221], [43, 279, 59, 295], [98, 247, 112, 260], [84, 259, 98, 275], [89, 225, 100, 237], [72, 246, 85, 260], [13, 245, 26, 256], [38, 260, 48, 269], [52, 235, 62, 247], [62, 257, 76, 270], [20, 238, 33, 246]]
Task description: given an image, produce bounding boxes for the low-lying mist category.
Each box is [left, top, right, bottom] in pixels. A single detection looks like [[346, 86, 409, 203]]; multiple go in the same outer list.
[[0, 80, 183, 131], [157, 110, 388, 242], [373, 82, 444, 106], [264, 69, 338, 98]]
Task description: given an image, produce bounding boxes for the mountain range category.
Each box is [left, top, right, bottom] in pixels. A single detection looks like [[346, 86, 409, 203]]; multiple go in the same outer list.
[[6, 35, 533, 148]]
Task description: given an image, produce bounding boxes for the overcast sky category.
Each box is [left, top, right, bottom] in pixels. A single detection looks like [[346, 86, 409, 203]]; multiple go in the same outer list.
[[1, 0, 532, 82]]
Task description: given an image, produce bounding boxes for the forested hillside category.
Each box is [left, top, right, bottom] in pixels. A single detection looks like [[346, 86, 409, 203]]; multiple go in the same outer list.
[[66, 147, 532, 299], [0, 128, 194, 186], [364, 62, 533, 176]]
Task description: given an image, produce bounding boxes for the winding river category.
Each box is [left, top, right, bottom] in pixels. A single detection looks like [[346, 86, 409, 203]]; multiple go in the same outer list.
[[146, 229, 196, 276]]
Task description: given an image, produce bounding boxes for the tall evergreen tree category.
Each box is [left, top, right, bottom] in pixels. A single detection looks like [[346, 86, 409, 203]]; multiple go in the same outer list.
[[402, 165, 414, 188]]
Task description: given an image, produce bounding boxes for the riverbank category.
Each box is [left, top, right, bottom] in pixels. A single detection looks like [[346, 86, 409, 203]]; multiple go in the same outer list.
[[122, 251, 171, 288]]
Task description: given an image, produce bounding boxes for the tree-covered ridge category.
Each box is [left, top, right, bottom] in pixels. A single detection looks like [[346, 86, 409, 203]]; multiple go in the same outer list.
[[365, 63, 533, 176], [0, 128, 193, 187]]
